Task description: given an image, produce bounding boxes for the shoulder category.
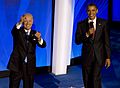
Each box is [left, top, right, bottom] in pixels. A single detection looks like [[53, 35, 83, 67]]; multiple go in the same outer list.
[[97, 18, 108, 26], [97, 18, 107, 22], [31, 29, 36, 33], [77, 19, 88, 25], [31, 29, 36, 32]]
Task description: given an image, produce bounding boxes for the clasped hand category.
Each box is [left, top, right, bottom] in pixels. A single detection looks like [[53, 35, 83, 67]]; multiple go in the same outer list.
[[86, 28, 94, 37], [35, 32, 41, 41]]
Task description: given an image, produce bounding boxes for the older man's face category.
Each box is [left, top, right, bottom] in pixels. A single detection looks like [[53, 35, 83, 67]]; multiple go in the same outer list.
[[87, 5, 98, 20], [23, 14, 33, 30]]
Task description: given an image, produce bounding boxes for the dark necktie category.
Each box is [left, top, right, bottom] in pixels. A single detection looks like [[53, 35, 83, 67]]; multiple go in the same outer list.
[[89, 21, 94, 28], [89, 21, 95, 39], [25, 31, 29, 43], [89, 22, 95, 57], [25, 31, 29, 63]]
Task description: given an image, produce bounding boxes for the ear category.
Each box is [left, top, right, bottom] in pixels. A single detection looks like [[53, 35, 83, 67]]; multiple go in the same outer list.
[[96, 9, 98, 13]]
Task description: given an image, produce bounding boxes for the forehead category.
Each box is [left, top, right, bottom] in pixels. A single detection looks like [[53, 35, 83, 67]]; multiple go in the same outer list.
[[24, 14, 33, 20], [87, 5, 97, 10]]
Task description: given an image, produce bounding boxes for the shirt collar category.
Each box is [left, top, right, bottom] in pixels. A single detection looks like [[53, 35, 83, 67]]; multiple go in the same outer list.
[[24, 29, 31, 35], [88, 17, 97, 23]]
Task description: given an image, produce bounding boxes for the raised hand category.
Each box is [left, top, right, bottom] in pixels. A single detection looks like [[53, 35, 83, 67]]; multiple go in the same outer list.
[[19, 15, 25, 24], [35, 32, 41, 41]]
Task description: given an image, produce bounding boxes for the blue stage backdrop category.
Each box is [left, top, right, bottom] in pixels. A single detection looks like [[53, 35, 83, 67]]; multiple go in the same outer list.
[[112, 0, 120, 21], [71, 0, 108, 58], [0, 0, 52, 71]]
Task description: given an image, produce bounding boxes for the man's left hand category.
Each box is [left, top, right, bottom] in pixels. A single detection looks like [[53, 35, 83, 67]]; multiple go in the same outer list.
[[35, 32, 41, 41], [105, 59, 111, 69]]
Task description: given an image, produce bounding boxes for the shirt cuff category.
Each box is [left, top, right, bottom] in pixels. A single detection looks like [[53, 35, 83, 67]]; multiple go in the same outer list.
[[86, 33, 89, 38], [16, 23, 22, 29], [38, 38, 43, 45]]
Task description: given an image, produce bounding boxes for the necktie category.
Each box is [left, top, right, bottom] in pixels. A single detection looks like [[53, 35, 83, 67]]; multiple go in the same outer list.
[[89, 22, 95, 39], [25, 31, 29, 43], [25, 31, 29, 63], [89, 21, 94, 28]]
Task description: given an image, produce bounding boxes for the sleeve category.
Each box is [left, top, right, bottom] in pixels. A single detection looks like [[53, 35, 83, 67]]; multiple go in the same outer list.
[[38, 38, 43, 45], [75, 22, 91, 45], [103, 20, 111, 59], [16, 23, 22, 29], [37, 38, 46, 48], [11, 23, 21, 36]]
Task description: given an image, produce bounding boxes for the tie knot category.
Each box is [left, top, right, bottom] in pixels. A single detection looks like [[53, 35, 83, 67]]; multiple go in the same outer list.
[[89, 21, 94, 28], [90, 21, 93, 23], [25, 31, 29, 35]]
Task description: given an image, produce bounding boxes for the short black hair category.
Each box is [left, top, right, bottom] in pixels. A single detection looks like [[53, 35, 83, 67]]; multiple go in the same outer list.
[[87, 3, 98, 10]]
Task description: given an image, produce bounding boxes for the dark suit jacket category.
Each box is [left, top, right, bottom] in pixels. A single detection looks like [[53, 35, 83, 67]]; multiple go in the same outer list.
[[7, 25, 46, 74], [75, 18, 110, 66]]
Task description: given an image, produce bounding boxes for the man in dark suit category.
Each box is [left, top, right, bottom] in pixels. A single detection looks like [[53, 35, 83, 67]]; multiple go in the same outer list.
[[7, 13, 46, 88], [75, 3, 111, 88]]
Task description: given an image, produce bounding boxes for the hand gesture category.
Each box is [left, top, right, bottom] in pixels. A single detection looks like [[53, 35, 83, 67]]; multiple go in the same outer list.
[[86, 28, 94, 37], [89, 28, 94, 35], [105, 59, 111, 69], [35, 32, 41, 41], [19, 15, 25, 24]]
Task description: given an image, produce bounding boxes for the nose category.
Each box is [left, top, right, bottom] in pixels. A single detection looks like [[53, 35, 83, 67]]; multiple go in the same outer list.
[[89, 11, 92, 15], [26, 21, 30, 25]]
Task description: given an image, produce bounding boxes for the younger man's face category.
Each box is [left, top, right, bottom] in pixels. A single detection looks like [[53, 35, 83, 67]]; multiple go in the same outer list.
[[87, 5, 98, 20]]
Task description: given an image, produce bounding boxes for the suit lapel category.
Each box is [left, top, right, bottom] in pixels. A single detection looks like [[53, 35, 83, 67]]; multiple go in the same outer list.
[[94, 18, 102, 41], [83, 19, 89, 33], [19, 28, 28, 51]]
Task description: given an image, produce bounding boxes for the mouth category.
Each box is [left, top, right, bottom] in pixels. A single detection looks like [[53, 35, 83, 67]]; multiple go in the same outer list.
[[24, 25, 31, 29], [26, 25, 31, 28], [27, 24, 30, 26], [89, 14, 94, 17], [89, 15, 95, 19]]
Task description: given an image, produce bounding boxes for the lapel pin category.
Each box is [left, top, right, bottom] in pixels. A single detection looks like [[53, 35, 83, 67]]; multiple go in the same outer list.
[[98, 23, 101, 26]]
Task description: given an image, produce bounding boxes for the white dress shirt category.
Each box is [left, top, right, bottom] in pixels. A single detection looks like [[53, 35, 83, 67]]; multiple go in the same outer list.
[[88, 17, 97, 30]]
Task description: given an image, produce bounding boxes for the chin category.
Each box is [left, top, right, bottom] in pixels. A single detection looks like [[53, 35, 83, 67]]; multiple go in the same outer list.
[[25, 27, 31, 30], [90, 17, 95, 20]]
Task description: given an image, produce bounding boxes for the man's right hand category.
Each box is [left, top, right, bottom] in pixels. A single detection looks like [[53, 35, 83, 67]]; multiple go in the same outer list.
[[86, 28, 94, 37], [89, 28, 94, 35], [19, 15, 25, 24], [16, 15, 25, 29]]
